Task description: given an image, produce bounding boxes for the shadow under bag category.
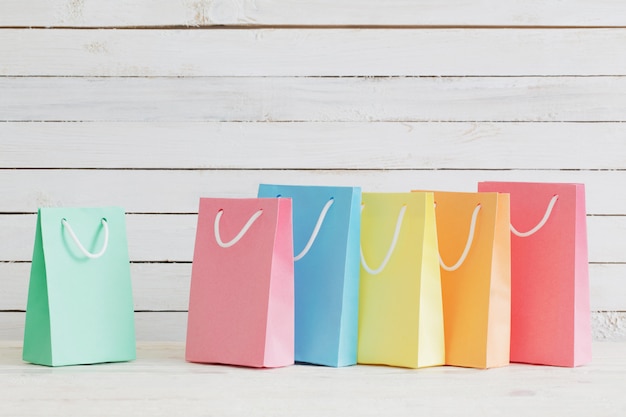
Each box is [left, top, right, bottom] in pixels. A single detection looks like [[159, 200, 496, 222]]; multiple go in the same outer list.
[[23, 207, 136, 367]]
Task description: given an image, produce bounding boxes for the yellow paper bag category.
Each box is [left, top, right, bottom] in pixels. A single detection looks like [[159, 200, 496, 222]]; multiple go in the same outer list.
[[427, 191, 511, 369], [358, 192, 445, 368]]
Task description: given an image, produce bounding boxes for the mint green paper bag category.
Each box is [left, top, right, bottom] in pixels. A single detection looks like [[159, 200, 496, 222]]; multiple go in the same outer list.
[[23, 207, 136, 366]]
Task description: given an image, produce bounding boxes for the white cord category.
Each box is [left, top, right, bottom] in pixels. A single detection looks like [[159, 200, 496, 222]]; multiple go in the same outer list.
[[214, 209, 263, 248], [360, 204, 407, 275], [510, 195, 559, 238], [439, 204, 481, 272], [62, 218, 109, 259], [294, 198, 334, 262]]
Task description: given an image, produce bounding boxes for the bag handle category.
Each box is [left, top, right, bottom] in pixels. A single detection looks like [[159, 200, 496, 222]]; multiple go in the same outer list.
[[360, 204, 407, 275], [437, 204, 481, 272], [214, 209, 263, 248], [510, 194, 558, 237], [62, 218, 109, 259], [293, 197, 334, 262]]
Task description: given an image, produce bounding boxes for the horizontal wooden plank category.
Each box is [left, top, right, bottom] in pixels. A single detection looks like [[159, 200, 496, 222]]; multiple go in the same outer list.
[[2, 76, 624, 122], [2, 263, 623, 312], [2, 29, 626, 76], [0, 214, 623, 263], [0, 214, 197, 263], [0, 312, 187, 342], [589, 264, 626, 311], [587, 218, 626, 264], [592, 311, 626, 341], [0, 263, 192, 312], [3, 0, 626, 27], [2, 311, 624, 342], [0, 169, 623, 215], [2, 122, 626, 170]]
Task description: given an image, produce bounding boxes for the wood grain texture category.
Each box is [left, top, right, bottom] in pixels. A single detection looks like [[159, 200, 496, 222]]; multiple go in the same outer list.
[[0, 312, 624, 342], [0, 214, 197, 263], [1, 262, 623, 312], [0, 214, 622, 263], [2, 0, 625, 343], [592, 312, 626, 341], [1, 122, 626, 170], [2, 29, 626, 76], [0, 263, 192, 311], [3, 77, 625, 122], [0, 341, 625, 417], [0, 313, 188, 342], [590, 264, 626, 311], [1, 341, 625, 417], [3, 0, 626, 27], [0, 263, 192, 312], [0, 170, 623, 214]]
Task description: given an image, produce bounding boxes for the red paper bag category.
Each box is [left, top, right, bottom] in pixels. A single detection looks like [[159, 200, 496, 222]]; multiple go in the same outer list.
[[185, 198, 294, 368], [478, 182, 591, 367]]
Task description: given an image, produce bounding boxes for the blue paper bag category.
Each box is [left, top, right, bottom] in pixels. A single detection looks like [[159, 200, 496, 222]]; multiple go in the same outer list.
[[258, 184, 361, 367]]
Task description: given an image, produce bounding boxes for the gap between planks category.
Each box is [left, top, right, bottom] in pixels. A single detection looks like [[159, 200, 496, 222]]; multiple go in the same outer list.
[[3, 25, 626, 29]]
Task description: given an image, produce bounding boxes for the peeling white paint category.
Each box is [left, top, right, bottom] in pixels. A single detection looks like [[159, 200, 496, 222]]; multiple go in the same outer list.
[[64, 0, 85, 24], [185, 0, 243, 26], [186, 0, 210, 26], [83, 41, 108, 54], [208, 0, 242, 24], [592, 312, 626, 341]]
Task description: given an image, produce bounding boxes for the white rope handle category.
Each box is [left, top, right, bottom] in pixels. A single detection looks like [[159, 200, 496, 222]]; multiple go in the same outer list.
[[438, 204, 481, 272], [214, 209, 263, 248], [294, 198, 334, 262], [360, 204, 407, 275], [510, 195, 559, 237], [62, 218, 109, 259]]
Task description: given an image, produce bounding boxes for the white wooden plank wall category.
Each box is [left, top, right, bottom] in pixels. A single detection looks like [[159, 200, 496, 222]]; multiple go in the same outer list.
[[1, 1, 625, 341]]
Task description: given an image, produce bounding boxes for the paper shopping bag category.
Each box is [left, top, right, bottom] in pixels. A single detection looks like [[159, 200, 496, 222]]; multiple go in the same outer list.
[[258, 185, 361, 367], [478, 182, 591, 367], [22, 207, 136, 367], [185, 198, 294, 368], [358, 192, 444, 369], [428, 191, 511, 369]]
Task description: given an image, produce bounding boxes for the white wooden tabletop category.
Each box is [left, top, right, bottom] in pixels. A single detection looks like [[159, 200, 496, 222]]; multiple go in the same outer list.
[[0, 341, 624, 417]]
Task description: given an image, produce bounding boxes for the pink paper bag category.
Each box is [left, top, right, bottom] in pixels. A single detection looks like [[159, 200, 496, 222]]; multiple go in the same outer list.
[[478, 182, 591, 367], [185, 198, 294, 368]]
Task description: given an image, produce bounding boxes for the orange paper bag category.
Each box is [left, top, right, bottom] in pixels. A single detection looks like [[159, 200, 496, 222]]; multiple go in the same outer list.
[[185, 198, 294, 368], [427, 191, 511, 369], [478, 182, 591, 367]]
